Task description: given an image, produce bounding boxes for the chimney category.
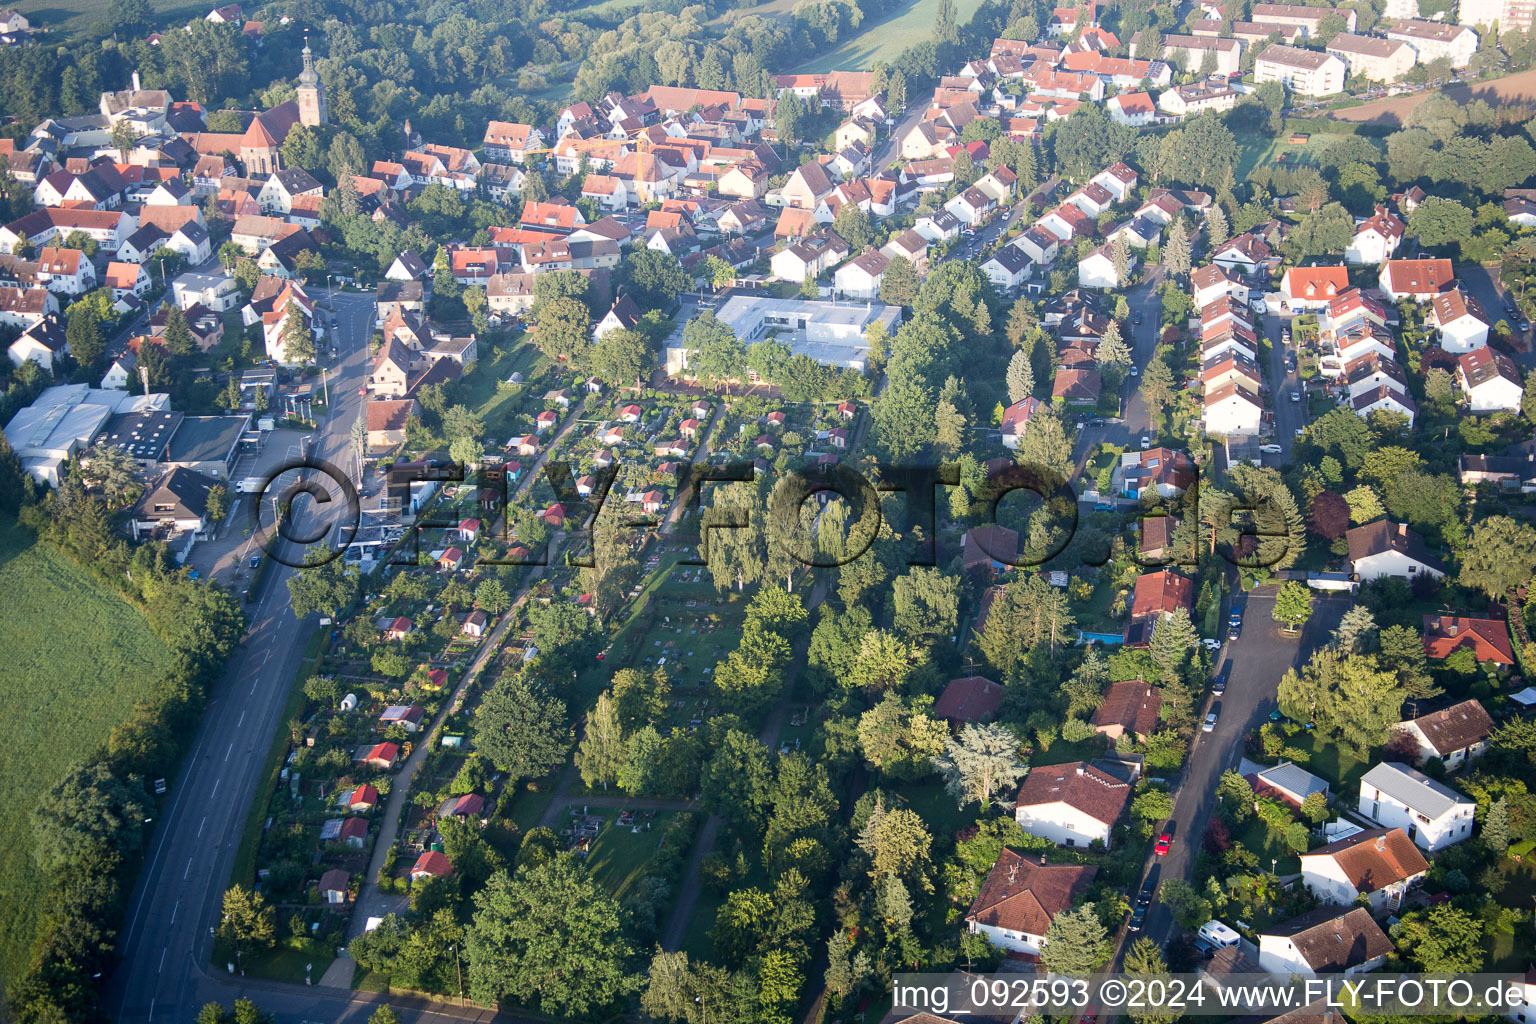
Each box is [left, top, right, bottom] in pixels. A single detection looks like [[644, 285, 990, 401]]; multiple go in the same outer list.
[[1375, 836, 1386, 851]]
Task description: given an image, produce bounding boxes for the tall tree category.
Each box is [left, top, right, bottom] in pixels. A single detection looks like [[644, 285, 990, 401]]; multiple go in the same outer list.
[[278, 301, 315, 364], [575, 691, 626, 791], [1006, 348, 1035, 404], [1161, 219, 1191, 277], [1040, 906, 1111, 974], [464, 857, 638, 1013], [1272, 580, 1313, 631], [474, 678, 570, 783], [931, 722, 1027, 808], [1460, 516, 1536, 600]]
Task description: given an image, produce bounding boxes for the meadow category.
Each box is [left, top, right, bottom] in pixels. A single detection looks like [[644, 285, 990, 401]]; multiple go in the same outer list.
[[793, 0, 986, 72], [9, 0, 202, 34], [0, 518, 173, 991]]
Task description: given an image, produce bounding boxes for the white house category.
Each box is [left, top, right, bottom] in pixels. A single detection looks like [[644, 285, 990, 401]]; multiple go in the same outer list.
[[1016, 226, 1060, 266], [1394, 699, 1493, 769], [1256, 907, 1393, 976], [1429, 290, 1490, 352], [1387, 19, 1478, 68], [982, 245, 1033, 293], [1345, 520, 1444, 581], [1459, 347, 1524, 413], [1345, 208, 1404, 265], [1192, 264, 1249, 308], [1357, 762, 1475, 852], [1298, 828, 1429, 912], [1013, 761, 1131, 849], [999, 397, 1043, 449], [1078, 245, 1134, 289], [1379, 258, 1454, 302], [1255, 44, 1347, 96], [1090, 162, 1139, 203], [833, 250, 889, 300], [965, 849, 1098, 955], [1107, 92, 1157, 126], [1203, 382, 1263, 436], [7, 316, 68, 371]]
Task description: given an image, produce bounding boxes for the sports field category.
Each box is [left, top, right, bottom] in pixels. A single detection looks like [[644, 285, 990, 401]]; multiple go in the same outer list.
[[795, 0, 986, 72], [0, 519, 173, 991]]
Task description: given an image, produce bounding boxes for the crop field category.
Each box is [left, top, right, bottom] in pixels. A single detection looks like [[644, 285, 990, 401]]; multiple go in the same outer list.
[[795, 0, 986, 72], [0, 519, 173, 991]]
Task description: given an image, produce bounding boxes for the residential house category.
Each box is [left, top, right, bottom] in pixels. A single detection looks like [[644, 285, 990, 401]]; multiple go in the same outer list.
[[965, 849, 1098, 955], [982, 244, 1033, 292], [1357, 762, 1475, 851], [7, 315, 68, 371], [833, 250, 889, 300], [1125, 567, 1194, 645], [933, 675, 1005, 724], [1089, 679, 1161, 742], [1282, 266, 1350, 309], [1429, 290, 1490, 352], [1256, 907, 1392, 976], [1421, 614, 1514, 665], [1379, 258, 1454, 302], [1327, 34, 1416, 83], [1250, 762, 1330, 809], [1158, 80, 1238, 117], [366, 398, 415, 448], [1458, 347, 1523, 412], [1204, 380, 1265, 436], [962, 524, 1019, 574], [1298, 828, 1429, 911], [1107, 91, 1157, 126], [999, 397, 1043, 449], [318, 869, 350, 904], [1346, 207, 1405, 265], [410, 850, 452, 881], [1013, 761, 1132, 848], [1387, 19, 1478, 68], [1345, 520, 1445, 581], [1078, 244, 1133, 289], [127, 466, 217, 540], [1395, 698, 1494, 767], [1142, 35, 1241, 76]]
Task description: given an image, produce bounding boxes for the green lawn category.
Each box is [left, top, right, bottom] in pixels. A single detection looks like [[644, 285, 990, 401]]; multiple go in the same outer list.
[[1279, 728, 1371, 797], [583, 810, 679, 898], [795, 0, 986, 72], [1232, 130, 1348, 184], [242, 938, 336, 985], [454, 332, 549, 444], [0, 519, 174, 990], [11, 0, 202, 33]]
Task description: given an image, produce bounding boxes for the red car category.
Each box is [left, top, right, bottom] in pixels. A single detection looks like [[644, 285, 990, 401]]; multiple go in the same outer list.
[[1154, 832, 1173, 855], [358, 385, 368, 396]]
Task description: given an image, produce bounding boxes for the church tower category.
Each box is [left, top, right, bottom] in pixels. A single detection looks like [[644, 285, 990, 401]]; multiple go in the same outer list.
[[296, 36, 328, 127]]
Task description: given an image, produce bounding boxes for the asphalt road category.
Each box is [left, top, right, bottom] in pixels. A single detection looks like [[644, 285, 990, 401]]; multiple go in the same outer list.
[[872, 88, 933, 171], [1133, 588, 1351, 950], [1457, 261, 1534, 373], [1071, 269, 1166, 476], [104, 290, 417, 1024], [1262, 312, 1308, 461]]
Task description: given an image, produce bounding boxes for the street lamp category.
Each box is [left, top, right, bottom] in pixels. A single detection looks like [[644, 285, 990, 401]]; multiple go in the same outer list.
[[450, 943, 464, 1003]]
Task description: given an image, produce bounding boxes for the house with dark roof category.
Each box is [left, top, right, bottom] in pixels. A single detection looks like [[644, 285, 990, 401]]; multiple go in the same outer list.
[[1345, 520, 1444, 582], [1090, 679, 1161, 742], [128, 466, 218, 541], [1013, 761, 1132, 848], [962, 524, 1019, 574], [1297, 827, 1428, 911], [1395, 698, 1494, 768], [1257, 907, 1391, 976], [965, 848, 1098, 954], [934, 676, 1005, 724]]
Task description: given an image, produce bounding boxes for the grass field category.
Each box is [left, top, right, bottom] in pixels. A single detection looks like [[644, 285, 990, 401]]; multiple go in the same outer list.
[[0, 518, 173, 990], [10, 0, 201, 34], [794, 0, 986, 72], [582, 810, 679, 898], [1232, 130, 1350, 184]]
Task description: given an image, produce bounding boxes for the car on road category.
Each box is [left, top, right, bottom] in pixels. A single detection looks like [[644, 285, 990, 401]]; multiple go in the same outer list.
[[1522, 320, 1531, 332], [1154, 832, 1173, 855], [1201, 637, 1222, 651], [1094, 501, 1116, 511], [1228, 611, 1242, 640], [248, 555, 261, 568], [1129, 365, 1140, 376], [1133, 314, 1142, 324], [358, 385, 368, 396], [1128, 904, 1147, 931], [1203, 704, 1221, 732], [1259, 443, 1283, 454], [1289, 391, 1300, 402], [1137, 876, 1156, 905], [1140, 435, 1151, 449], [1213, 661, 1230, 695], [1295, 427, 1306, 437]]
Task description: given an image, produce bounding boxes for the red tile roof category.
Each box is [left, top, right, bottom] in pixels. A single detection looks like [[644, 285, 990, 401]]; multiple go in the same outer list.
[[967, 849, 1098, 938], [934, 676, 1005, 722], [1421, 617, 1513, 664], [1014, 761, 1131, 825], [1129, 568, 1193, 620]]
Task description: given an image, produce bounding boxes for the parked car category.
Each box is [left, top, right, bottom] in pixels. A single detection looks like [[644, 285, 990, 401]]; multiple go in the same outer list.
[[1203, 703, 1221, 732], [1137, 876, 1156, 905], [1154, 832, 1173, 855], [1259, 443, 1283, 454], [1289, 391, 1300, 402], [1213, 661, 1230, 695], [1141, 435, 1151, 449], [1129, 904, 1147, 931]]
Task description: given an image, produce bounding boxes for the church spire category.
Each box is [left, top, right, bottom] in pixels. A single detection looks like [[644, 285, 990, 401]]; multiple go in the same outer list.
[[299, 32, 319, 87]]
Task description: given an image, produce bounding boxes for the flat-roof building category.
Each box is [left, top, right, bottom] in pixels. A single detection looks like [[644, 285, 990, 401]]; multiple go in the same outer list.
[[665, 296, 902, 376]]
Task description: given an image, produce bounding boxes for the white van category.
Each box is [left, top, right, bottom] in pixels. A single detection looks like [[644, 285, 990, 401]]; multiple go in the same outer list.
[[1197, 920, 1240, 952]]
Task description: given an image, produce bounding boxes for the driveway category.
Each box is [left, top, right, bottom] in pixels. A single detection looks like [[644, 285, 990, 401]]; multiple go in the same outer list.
[[1133, 587, 1352, 950], [1071, 271, 1165, 477]]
